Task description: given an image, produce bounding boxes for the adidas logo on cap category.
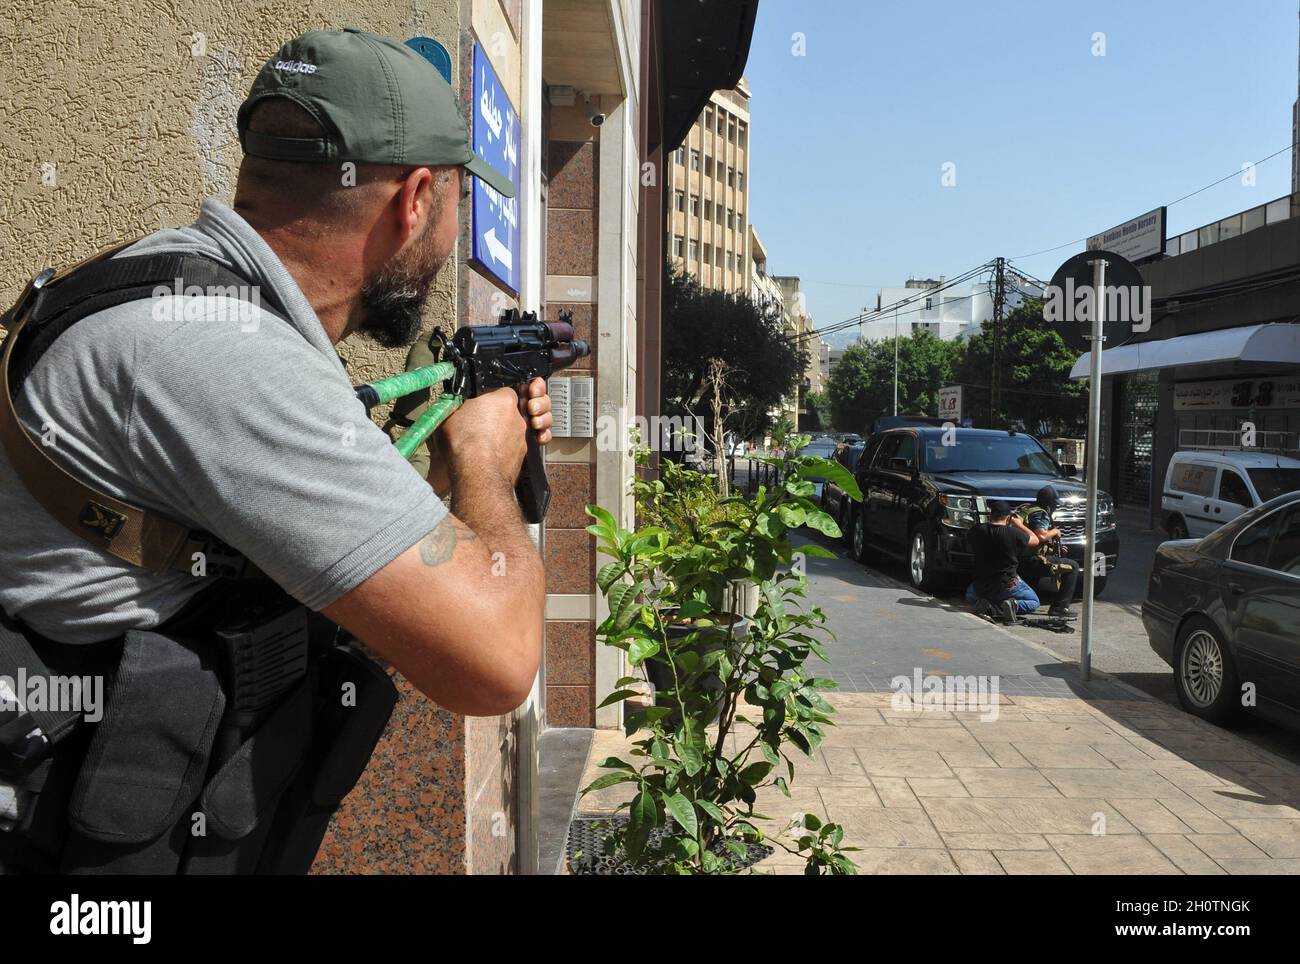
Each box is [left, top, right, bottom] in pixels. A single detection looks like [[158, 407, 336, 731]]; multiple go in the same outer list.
[[274, 59, 318, 74]]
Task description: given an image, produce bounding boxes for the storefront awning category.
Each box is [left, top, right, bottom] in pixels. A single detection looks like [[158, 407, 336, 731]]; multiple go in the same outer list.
[[1069, 323, 1300, 379]]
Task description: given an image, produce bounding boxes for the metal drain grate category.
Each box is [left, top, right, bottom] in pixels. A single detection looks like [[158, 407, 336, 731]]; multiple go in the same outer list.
[[566, 815, 774, 875]]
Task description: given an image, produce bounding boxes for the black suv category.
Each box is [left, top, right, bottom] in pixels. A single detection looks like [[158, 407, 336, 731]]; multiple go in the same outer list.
[[847, 427, 1120, 594]]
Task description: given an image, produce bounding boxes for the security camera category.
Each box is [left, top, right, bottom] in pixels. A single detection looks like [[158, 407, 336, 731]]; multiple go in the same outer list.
[[583, 92, 605, 127]]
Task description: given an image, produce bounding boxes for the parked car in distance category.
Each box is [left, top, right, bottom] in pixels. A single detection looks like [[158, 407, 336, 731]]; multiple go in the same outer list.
[[1143, 490, 1300, 729], [847, 427, 1118, 594], [797, 437, 839, 501], [821, 440, 867, 543], [1161, 450, 1300, 540]]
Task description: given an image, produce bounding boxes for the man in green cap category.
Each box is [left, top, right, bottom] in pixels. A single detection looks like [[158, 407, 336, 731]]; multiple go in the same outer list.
[[0, 30, 549, 715]]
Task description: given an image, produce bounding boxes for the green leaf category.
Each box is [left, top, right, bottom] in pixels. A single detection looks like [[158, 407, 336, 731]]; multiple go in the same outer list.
[[805, 510, 841, 538], [597, 562, 624, 593], [597, 756, 636, 771], [798, 460, 861, 501], [663, 791, 699, 838], [695, 799, 726, 825], [776, 504, 807, 528], [796, 543, 837, 559], [581, 772, 637, 793], [739, 761, 773, 785], [597, 689, 640, 708], [585, 504, 617, 532], [678, 739, 705, 777], [625, 790, 657, 862], [627, 636, 661, 666]]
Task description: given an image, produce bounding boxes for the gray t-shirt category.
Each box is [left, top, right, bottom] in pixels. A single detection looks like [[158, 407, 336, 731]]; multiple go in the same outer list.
[[0, 199, 446, 643]]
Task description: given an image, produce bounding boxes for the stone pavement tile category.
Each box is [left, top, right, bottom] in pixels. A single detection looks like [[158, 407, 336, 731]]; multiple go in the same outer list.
[[1045, 835, 1181, 875], [964, 720, 1119, 745], [855, 748, 956, 780], [1148, 730, 1263, 762], [1218, 857, 1300, 874], [1146, 835, 1227, 874], [1114, 735, 1183, 762], [1224, 819, 1300, 858], [941, 832, 1050, 850], [826, 707, 885, 725], [1155, 794, 1235, 834], [1041, 768, 1186, 799], [753, 785, 824, 816], [979, 742, 1032, 768], [921, 797, 1136, 835], [995, 849, 1072, 874], [803, 746, 873, 786], [907, 777, 970, 798], [833, 806, 946, 849], [849, 848, 960, 875], [883, 716, 969, 728], [818, 784, 884, 811], [939, 747, 999, 769], [1186, 832, 1269, 861], [1014, 743, 1118, 770], [952, 850, 1005, 874], [952, 709, 1032, 723], [833, 693, 908, 708], [1245, 776, 1300, 800], [1179, 784, 1300, 821], [869, 776, 922, 809], [954, 767, 1061, 798], [1110, 799, 1195, 835], [1024, 711, 1101, 725], [837, 725, 980, 751], [1219, 759, 1300, 781]]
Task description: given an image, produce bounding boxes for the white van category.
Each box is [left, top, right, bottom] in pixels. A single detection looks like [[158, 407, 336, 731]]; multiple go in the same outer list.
[[1161, 450, 1300, 539]]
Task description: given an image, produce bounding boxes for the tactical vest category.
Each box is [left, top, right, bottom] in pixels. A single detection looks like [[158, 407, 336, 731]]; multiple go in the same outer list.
[[1012, 502, 1071, 587], [0, 244, 398, 874]]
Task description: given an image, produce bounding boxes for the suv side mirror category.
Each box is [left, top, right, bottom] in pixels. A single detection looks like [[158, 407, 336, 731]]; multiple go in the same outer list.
[[888, 457, 910, 472]]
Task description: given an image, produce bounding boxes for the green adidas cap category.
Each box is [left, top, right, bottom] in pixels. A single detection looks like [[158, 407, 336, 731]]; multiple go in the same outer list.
[[237, 28, 515, 198]]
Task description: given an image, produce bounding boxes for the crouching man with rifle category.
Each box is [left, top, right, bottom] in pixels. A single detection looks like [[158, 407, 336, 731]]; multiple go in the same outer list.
[[1015, 485, 1080, 620], [0, 30, 571, 874]]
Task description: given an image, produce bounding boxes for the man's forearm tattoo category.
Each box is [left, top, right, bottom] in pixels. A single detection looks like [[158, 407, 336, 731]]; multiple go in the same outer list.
[[419, 519, 477, 567]]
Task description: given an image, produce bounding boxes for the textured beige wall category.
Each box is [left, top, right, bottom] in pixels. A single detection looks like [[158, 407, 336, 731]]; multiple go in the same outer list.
[[0, 0, 460, 383]]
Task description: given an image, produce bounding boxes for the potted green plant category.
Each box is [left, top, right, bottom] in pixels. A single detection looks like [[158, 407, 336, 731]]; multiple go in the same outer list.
[[578, 429, 863, 874]]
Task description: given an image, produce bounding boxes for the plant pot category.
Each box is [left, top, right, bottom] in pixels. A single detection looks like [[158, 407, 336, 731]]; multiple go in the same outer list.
[[645, 612, 748, 727]]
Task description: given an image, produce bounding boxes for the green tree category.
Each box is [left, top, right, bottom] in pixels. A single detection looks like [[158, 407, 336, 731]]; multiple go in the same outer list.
[[662, 266, 807, 445], [803, 390, 830, 432], [826, 327, 960, 433], [955, 298, 1085, 434]]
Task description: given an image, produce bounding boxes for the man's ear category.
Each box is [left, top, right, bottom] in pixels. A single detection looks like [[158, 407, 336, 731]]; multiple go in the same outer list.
[[395, 166, 436, 245]]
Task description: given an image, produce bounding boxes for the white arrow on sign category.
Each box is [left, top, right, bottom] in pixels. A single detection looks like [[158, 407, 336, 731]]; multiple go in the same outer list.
[[484, 228, 512, 271]]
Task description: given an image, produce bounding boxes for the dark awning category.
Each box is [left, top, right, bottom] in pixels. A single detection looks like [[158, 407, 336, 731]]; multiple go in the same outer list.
[[662, 0, 759, 150]]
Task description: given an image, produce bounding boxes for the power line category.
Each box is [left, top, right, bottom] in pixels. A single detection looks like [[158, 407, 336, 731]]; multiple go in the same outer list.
[[1010, 139, 1300, 262]]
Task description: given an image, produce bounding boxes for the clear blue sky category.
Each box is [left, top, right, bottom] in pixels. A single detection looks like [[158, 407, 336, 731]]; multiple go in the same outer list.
[[745, 0, 1299, 344]]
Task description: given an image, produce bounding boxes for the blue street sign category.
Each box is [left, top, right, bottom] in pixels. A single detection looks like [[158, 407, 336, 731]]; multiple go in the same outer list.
[[470, 43, 520, 294]]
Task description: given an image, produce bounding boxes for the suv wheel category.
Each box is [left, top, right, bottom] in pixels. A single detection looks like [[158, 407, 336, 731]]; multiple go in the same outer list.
[[852, 508, 874, 563], [1174, 617, 1241, 726], [908, 524, 940, 593], [839, 500, 853, 547], [1167, 515, 1189, 540]]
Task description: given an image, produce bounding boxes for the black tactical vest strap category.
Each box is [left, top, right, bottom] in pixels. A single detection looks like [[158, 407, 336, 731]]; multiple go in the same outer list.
[[0, 246, 286, 578]]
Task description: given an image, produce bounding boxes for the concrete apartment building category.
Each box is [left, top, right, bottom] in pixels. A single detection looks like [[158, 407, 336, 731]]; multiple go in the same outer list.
[[1, 0, 757, 874], [859, 276, 994, 343], [666, 81, 752, 292]]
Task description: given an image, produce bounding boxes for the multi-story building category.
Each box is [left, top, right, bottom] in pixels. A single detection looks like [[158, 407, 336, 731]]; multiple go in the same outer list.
[[667, 81, 752, 292], [749, 224, 784, 318], [859, 277, 994, 343]]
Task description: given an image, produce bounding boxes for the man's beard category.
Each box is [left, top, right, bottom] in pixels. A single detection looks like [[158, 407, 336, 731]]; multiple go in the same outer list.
[[357, 223, 447, 348]]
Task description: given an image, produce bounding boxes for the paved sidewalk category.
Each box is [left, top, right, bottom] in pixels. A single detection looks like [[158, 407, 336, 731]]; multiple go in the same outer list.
[[577, 690, 1300, 874]]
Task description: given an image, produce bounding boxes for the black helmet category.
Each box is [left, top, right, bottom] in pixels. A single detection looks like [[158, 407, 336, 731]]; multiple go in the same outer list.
[[1036, 485, 1060, 511]]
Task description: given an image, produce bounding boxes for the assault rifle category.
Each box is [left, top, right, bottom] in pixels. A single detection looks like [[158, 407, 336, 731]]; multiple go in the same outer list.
[[354, 309, 589, 523]]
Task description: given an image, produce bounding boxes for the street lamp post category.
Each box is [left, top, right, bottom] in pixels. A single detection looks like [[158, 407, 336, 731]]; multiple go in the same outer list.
[[893, 305, 899, 416]]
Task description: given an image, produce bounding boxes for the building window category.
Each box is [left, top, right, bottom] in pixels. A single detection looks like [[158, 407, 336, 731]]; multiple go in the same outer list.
[[737, 212, 745, 232], [738, 123, 747, 148], [703, 199, 713, 221], [688, 239, 698, 260], [726, 208, 734, 230], [703, 243, 713, 266], [672, 236, 683, 258], [726, 168, 734, 188], [674, 190, 684, 212], [715, 204, 723, 224], [728, 119, 736, 143], [704, 156, 713, 178], [738, 172, 745, 192], [715, 110, 725, 134], [715, 247, 723, 267], [690, 149, 700, 171], [689, 194, 699, 216], [727, 252, 735, 271]]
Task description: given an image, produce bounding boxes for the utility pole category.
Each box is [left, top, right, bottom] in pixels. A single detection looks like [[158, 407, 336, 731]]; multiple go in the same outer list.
[[989, 256, 1006, 425]]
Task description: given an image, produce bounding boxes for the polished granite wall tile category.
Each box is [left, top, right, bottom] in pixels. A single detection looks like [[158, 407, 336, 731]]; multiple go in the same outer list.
[[548, 682, 595, 728], [313, 671, 468, 875], [546, 208, 597, 276], [544, 527, 594, 594], [546, 619, 595, 687], [545, 462, 595, 528], [547, 140, 596, 210], [466, 713, 517, 874], [556, 302, 594, 370]]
